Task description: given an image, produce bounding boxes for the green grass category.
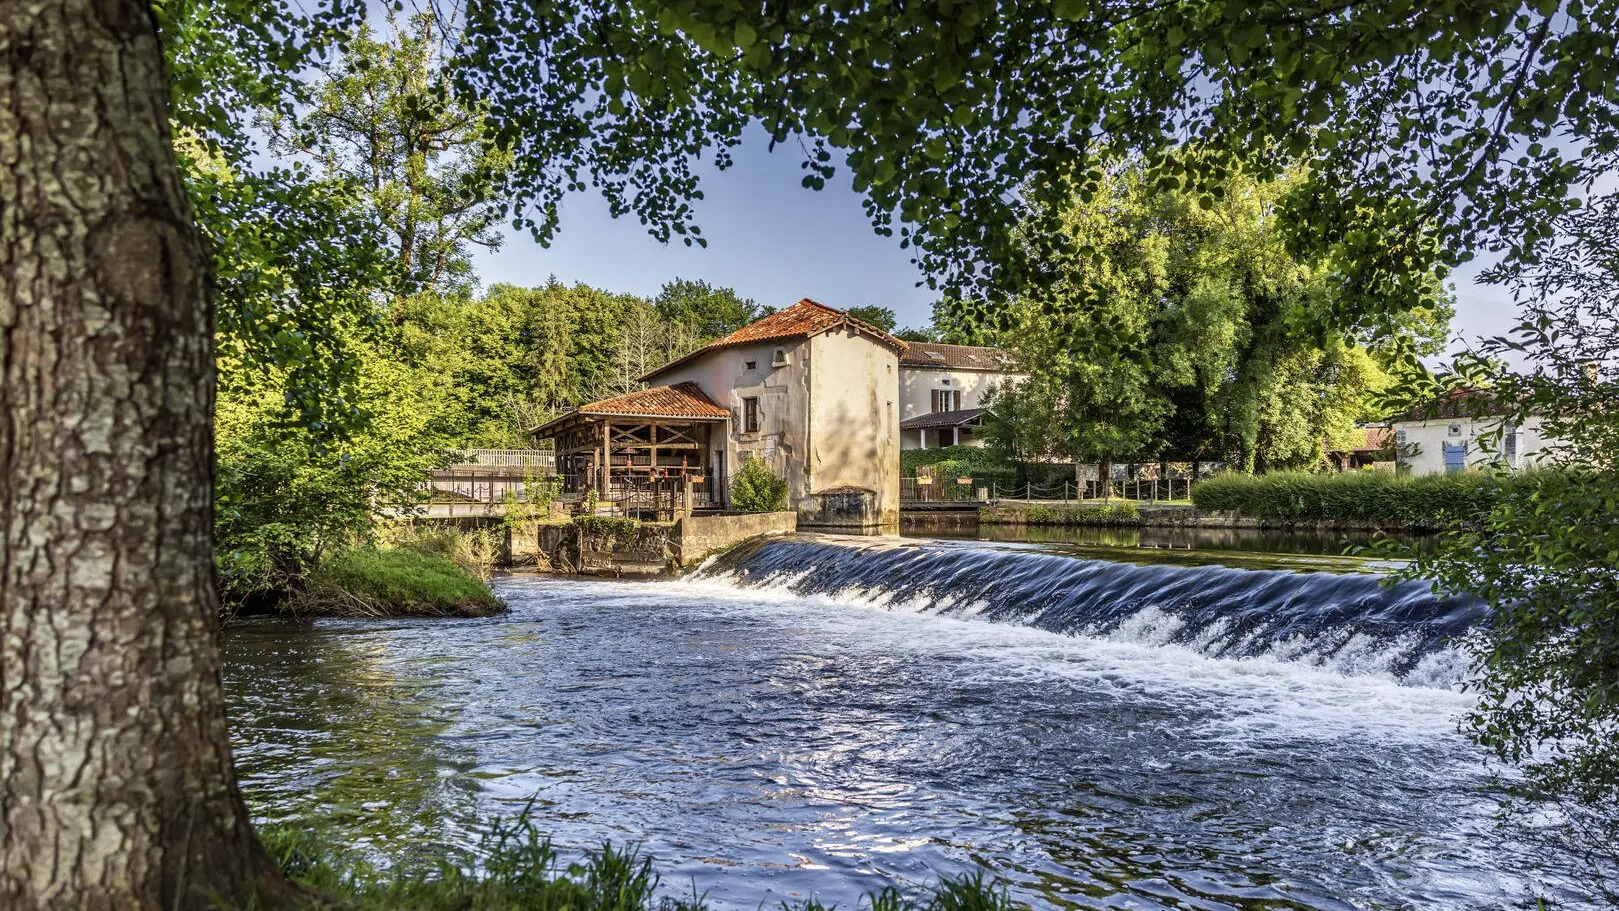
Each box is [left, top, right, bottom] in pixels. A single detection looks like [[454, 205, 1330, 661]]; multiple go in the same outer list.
[[255, 814, 1021, 911], [1188, 469, 1528, 528], [296, 547, 505, 618]]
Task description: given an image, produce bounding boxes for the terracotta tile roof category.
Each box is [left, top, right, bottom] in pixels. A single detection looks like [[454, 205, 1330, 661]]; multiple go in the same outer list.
[[900, 408, 985, 431], [640, 298, 906, 382], [1395, 387, 1514, 422], [1358, 425, 1393, 452], [577, 382, 729, 419], [900, 342, 1018, 372], [531, 382, 728, 437]]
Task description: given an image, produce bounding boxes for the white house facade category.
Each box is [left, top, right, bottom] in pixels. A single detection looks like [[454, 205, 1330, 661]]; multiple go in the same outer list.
[[898, 342, 1022, 450], [1392, 390, 1562, 476]]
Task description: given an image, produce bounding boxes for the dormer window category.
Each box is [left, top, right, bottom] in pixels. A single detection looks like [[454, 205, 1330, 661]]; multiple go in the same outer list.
[[925, 351, 946, 362]]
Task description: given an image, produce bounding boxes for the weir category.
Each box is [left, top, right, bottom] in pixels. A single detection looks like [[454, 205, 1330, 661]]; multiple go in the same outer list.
[[694, 536, 1486, 685]]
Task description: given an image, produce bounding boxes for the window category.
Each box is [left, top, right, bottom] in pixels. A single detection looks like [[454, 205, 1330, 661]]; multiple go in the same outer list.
[[744, 359, 757, 370], [1395, 429, 1407, 446], [743, 397, 759, 433], [931, 390, 962, 412], [1448, 423, 1463, 436], [772, 348, 789, 366], [940, 378, 951, 386]]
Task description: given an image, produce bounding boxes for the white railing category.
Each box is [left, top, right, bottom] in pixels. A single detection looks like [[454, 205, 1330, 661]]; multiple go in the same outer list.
[[453, 449, 556, 471]]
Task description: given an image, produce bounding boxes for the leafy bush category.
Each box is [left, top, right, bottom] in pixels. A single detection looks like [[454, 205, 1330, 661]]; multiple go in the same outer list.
[[571, 515, 640, 539], [901, 444, 1011, 475], [730, 455, 789, 512], [1189, 469, 1525, 528], [258, 813, 1020, 911], [295, 548, 504, 618]]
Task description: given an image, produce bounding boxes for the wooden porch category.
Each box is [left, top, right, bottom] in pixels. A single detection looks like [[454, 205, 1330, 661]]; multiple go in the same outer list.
[[531, 383, 731, 520]]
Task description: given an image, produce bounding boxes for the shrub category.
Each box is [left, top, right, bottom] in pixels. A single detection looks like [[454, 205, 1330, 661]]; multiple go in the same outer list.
[[1189, 469, 1529, 528], [982, 501, 1141, 526], [257, 813, 1020, 911], [295, 548, 505, 618], [901, 444, 1011, 475], [730, 455, 789, 512], [571, 515, 640, 539]]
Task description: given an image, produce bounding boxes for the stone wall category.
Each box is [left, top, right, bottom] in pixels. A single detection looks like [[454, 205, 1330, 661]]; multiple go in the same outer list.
[[673, 511, 797, 567], [532, 513, 796, 575], [535, 520, 673, 576], [798, 486, 892, 530]]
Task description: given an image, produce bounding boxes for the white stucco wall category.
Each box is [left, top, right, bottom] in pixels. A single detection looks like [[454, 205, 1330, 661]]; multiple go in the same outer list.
[[809, 328, 902, 526], [648, 340, 812, 504], [898, 366, 1013, 421], [1393, 414, 1560, 476]]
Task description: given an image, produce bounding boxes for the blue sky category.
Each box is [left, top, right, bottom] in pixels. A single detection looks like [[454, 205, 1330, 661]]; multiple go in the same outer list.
[[471, 127, 1517, 345]]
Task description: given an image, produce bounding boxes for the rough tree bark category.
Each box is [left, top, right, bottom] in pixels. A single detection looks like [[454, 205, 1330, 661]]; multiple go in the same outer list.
[[1, 3, 293, 909]]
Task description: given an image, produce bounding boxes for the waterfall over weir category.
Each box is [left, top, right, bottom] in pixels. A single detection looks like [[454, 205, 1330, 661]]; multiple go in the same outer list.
[[692, 536, 1486, 687]]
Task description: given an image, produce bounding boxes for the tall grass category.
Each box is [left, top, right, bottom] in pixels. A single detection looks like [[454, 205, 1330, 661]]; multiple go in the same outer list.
[[1189, 469, 1527, 528], [254, 814, 1021, 911], [295, 548, 505, 618], [381, 523, 503, 581]]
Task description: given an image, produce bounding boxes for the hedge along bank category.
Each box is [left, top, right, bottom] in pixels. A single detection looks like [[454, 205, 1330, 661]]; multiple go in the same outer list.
[[1187, 470, 1530, 530]]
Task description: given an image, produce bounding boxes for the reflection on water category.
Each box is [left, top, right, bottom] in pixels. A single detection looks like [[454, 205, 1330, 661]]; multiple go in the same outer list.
[[224, 623, 486, 856], [901, 514, 1425, 571], [222, 539, 1590, 911]]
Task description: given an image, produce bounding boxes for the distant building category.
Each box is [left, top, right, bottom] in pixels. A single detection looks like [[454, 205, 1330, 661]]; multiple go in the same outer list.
[[1327, 425, 1395, 472], [898, 342, 1022, 450], [1391, 388, 1561, 475], [535, 299, 905, 529]]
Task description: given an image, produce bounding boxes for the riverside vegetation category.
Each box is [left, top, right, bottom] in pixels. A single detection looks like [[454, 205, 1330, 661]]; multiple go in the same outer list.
[[1188, 470, 1522, 530], [257, 817, 1016, 911]]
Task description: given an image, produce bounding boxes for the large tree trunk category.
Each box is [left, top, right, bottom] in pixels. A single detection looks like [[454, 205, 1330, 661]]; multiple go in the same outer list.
[[0, 3, 291, 909]]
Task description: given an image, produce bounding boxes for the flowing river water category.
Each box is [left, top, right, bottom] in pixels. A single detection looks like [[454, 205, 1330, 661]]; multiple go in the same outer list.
[[223, 534, 1597, 910]]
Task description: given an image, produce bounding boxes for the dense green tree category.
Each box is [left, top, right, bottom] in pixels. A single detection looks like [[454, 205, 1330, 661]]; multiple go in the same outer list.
[[1003, 162, 1444, 475], [845, 305, 898, 331], [652, 278, 762, 340], [267, 7, 509, 299], [895, 326, 940, 343], [978, 375, 1065, 483]]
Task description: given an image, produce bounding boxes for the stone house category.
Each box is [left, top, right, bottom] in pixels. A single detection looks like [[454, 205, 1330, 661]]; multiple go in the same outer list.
[[535, 299, 906, 529], [898, 342, 1022, 449]]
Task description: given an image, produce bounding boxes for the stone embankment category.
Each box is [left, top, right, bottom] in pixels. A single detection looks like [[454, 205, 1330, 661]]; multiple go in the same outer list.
[[525, 512, 797, 577]]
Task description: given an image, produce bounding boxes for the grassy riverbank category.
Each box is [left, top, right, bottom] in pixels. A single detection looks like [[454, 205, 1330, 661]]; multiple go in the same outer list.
[[259, 815, 1018, 910], [292, 547, 505, 618]]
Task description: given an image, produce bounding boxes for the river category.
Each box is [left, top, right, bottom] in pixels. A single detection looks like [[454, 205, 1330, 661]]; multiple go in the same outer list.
[[222, 533, 1596, 910]]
